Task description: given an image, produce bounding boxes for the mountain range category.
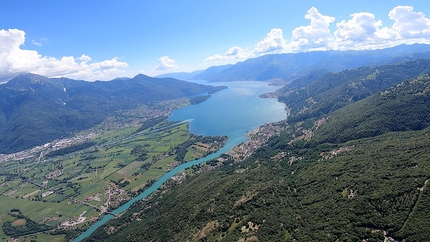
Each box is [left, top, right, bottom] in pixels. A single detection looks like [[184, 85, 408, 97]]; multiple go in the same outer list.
[[159, 44, 430, 82], [3, 44, 430, 154], [0, 73, 222, 154]]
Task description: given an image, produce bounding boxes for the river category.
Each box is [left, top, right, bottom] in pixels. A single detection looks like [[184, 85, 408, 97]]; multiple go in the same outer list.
[[73, 80, 286, 241]]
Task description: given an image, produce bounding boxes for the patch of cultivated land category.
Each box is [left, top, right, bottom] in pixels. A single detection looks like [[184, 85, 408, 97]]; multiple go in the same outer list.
[[0, 119, 227, 241]]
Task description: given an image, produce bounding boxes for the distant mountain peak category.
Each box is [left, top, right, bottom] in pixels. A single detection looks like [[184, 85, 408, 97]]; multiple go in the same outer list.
[[133, 73, 150, 79], [6, 73, 51, 89], [15, 73, 46, 80]]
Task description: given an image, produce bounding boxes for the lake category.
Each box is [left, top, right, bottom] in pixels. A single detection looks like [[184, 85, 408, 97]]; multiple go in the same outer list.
[[73, 80, 286, 241], [169, 80, 286, 137]]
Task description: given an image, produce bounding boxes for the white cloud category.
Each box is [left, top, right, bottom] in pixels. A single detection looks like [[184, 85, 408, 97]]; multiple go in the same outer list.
[[389, 6, 430, 39], [333, 12, 397, 50], [78, 54, 92, 63], [205, 54, 226, 61], [0, 28, 128, 81], [335, 13, 381, 42], [154, 56, 179, 70], [32, 40, 42, 46], [206, 5, 430, 62], [31, 38, 47, 47], [332, 6, 430, 50], [255, 28, 286, 53], [205, 46, 254, 61], [205, 9, 335, 61], [290, 7, 335, 50]]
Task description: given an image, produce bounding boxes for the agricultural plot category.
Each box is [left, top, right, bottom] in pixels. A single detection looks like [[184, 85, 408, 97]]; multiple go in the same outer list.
[[0, 120, 227, 240], [117, 161, 144, 175]]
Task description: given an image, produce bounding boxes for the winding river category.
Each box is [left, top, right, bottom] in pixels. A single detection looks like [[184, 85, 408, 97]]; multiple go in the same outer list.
[[73, 81, 286, 241]]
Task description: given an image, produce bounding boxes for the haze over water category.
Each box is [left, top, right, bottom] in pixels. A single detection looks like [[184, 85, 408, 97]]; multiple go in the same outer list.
[[169, 80, 286, 139]]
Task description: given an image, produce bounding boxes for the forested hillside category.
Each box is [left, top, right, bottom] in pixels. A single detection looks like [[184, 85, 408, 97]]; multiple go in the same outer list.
[[278, 59, 430, 122], [84, 69, 430, 241]]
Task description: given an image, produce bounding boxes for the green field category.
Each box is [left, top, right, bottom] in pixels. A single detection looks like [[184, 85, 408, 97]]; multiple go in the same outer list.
[[0, 120, 227, 241]]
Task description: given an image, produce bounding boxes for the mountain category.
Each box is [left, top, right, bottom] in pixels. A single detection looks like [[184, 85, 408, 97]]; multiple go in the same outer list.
[[278, 59, 430, 122], [85, 66, 430, 241], [155, 70, 204, 80], [191, 64, 234, 80], [0, 73, 222, 154], [311, 73, 430, 144], [154, 64, 234, 81], [202, 44, 430, 82]]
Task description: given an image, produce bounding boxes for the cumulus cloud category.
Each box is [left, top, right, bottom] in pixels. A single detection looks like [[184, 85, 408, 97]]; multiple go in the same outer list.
[[290, 7, 335, 50], [205, 9, 335, 61], [205, 46, 254, 61], [154, 56, 179, 70], [206, 5, 430, 62], [389, 6, 430, 39], [333, 6, 430, 49], [0, 28, 128, 81], [333, 12, 397, 49], [255, 28, 287, 53]]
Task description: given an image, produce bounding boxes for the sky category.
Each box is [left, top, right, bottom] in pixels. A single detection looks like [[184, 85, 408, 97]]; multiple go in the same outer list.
[[0, 0, 430, 81]]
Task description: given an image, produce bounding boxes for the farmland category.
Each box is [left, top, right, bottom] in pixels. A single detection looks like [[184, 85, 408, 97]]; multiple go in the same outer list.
[[0, 116, 227, 241]]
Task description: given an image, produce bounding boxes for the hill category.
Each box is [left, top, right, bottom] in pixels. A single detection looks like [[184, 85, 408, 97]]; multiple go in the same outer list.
[[84, 69, 430, 241], [0, 73, 223, 154]]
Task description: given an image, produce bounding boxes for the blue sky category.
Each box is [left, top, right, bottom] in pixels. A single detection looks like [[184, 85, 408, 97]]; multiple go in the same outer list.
[[0, 0, 429, 81]]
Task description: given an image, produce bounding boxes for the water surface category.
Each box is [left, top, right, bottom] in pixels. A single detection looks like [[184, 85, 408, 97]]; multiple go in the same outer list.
[[169, 80, 286, 137]]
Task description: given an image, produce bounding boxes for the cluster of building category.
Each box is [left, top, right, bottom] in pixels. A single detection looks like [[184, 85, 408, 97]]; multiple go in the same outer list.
[[0, 133, 95, 163], [228, 122, 285, 162]]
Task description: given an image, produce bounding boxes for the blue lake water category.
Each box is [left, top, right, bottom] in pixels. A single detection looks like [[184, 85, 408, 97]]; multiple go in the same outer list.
[[169, 81, 286, 137], [73, 81, 286, 241]]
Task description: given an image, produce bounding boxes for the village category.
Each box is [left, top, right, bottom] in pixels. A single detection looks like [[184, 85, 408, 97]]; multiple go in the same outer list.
[[228, 121, 285, 162]]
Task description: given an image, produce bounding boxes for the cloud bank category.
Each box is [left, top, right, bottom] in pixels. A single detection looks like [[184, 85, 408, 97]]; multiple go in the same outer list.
[[0, 29, 128, 81], [206, 5, 430, 61]]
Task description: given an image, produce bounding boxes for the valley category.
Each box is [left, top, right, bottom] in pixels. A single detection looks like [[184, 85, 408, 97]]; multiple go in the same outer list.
[[0, 78, 286, 241], [3, 2, 430, 241], [1, 45, 430, 242], [83, 62, 430, 241], [0, 98, 228, 241]]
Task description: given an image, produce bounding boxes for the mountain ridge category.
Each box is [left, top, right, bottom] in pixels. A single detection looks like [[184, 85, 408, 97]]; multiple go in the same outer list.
[[0, 73, 223, 154], [277, 58, 430, 122], [201, 44, 430, 82]]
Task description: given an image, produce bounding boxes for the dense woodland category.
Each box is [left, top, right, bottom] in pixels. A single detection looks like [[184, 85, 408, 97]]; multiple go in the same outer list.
[[84, 63, 430, 241]]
